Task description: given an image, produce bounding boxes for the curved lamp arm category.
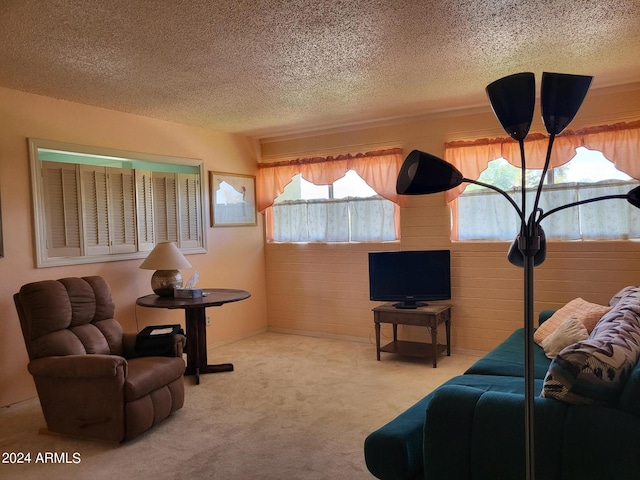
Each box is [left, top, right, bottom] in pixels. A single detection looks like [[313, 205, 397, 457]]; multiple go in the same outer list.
[[530, 134, 556, 233], [537, 193, 629, 223]]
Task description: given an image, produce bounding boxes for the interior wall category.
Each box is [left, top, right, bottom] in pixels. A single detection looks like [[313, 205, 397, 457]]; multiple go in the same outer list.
[[0, 87, 268, 407], [261, 83, 640, 355]]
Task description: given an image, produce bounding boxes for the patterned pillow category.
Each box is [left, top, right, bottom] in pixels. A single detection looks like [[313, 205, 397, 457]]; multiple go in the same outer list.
[[541, 287, 640, 405], [609, 286, 639, 307], [534, 297, 610, 346]]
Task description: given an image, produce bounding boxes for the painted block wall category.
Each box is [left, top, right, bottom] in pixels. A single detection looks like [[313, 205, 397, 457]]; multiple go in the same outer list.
[[0, 87, 268, 406], [261, 83, 640, 355]]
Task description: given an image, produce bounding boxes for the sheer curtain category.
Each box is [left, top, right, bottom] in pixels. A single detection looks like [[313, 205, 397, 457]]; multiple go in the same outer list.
[[272, 200, 349, 242], [457, 182, 639, 241], [446, 120, 640, 240], [350, 197, 396, 242], [271, 197, 396, 242], [258, 148, 404, 241]]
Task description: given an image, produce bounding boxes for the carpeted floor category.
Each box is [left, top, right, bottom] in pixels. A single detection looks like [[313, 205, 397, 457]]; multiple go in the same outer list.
[[0, 332, 479, 479]]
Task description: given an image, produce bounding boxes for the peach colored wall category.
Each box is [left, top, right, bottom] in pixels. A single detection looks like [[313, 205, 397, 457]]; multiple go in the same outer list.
[[0, 87, 268, 406], [261, 83, 640, 355]]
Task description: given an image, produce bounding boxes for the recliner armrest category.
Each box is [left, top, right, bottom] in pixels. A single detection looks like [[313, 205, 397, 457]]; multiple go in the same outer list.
[[173, 333, 186, 357], [122, 332, 137, 358], [28, 354, 127, 379]]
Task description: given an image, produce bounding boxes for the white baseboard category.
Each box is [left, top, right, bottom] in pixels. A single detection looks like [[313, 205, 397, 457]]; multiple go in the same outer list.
[[267, 327, 373, 345], [211, 326, 485, 359], [450, 347, 484, 358], [206, 327, 268, 349]]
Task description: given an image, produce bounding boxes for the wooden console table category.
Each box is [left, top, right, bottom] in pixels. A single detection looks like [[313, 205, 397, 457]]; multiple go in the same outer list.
[[373, 303, 451, 367], [136, 288, 250, 384]]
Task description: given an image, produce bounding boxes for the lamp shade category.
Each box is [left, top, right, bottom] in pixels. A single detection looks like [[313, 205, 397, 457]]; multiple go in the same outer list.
[[397, 150, 464, 195], [485, 72, 536, 141], [140, 242, 192, 270], [541, 72, 593, 135], [140, 242, 192, 296], [627, 185, 640, 209]]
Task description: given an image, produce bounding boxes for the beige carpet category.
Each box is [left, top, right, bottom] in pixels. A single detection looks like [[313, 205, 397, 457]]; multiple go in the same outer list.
[[0, 332, 478, 480]]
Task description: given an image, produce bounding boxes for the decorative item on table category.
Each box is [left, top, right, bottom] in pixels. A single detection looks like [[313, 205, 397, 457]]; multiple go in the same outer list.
[[139, 242, 192, 297], [174, 272, 203, 298], [135, 324, 185, 357]]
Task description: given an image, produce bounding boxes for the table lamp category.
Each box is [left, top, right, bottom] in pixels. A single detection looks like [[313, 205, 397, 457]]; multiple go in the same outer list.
[[139, 242, 192, 297]]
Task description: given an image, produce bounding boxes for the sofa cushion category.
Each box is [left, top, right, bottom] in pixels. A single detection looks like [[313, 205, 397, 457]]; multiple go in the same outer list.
[[540, 317, 588, 359], [616, 350, 640, 415], [534, 298, 610, 346], [468, 391, 566, 480], [561, 405, 640, 480], [464, 328, 551, 379], [364, 374, 546, 480], [541, 287, 640, 405]]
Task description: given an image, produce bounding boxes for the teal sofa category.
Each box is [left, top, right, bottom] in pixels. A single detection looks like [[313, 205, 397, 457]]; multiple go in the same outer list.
[[364, 296, 640, 480]]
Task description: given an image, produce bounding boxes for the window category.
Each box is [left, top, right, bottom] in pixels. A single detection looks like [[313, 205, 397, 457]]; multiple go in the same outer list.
[[458, 148, 640, 240], [30, 139, 206, 267], [271, 171, 397, 242], [258, 148, 404, 243]]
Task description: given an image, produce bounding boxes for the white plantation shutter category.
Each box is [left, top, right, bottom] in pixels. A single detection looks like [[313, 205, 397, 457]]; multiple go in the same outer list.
[[108, 167, 137, 253], [80, 165, 111, 255], [31, 139, 207, 267], [178, 173, 201, 248], [136, 169, 155, 252], [42, 161, 82, 257], [153, 173, 179, 243]]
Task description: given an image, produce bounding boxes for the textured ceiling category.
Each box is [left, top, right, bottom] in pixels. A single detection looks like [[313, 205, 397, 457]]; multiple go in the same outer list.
[[1, 0, 639, 139]]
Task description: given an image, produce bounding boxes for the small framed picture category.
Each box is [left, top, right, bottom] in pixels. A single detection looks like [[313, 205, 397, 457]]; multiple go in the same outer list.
[[209, 172, 257, 227]]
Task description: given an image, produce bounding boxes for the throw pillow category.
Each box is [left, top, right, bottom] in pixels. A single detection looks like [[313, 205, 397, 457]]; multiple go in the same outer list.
[[534, 297, 610, 345], [541, 287, 640, 405], [540, 317, 588, 359]]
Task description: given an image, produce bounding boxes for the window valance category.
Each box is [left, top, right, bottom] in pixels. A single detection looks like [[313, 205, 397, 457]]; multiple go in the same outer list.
[[443, 120, 640, 204], [257, 148, 405, 212]]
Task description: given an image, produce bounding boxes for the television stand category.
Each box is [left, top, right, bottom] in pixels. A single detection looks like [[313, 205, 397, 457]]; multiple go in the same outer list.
[[373, 303, 451, 367], [393, 301, 428, 309]]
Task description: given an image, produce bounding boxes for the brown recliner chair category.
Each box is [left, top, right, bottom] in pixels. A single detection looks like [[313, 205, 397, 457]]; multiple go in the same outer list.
[[14, 276, 186, 442]]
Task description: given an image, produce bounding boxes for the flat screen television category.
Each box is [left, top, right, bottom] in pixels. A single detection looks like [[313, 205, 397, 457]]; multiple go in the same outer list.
[[368, 250, 451, 309]]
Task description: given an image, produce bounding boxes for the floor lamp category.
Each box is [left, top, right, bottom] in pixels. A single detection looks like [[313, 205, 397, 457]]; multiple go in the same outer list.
[[396, 71, 640, 480]]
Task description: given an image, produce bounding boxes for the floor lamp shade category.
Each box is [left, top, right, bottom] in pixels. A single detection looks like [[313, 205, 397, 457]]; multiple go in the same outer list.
[[140, 242, 192, 297], [396, 150, 464, 195], [628, 186, 640, 208], [485, 72, 536, 141], [541, 72, 593, 135]]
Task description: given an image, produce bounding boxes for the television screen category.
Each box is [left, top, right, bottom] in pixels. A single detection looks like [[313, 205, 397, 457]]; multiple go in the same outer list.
[[368, 250, 451, 308]]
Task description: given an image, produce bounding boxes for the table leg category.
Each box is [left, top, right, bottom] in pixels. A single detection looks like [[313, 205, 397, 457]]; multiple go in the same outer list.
[[184, 307, 233, 384], [430, 325, 438, 368], [375, 321, 381, 361], [445, 318, 451, 356]]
